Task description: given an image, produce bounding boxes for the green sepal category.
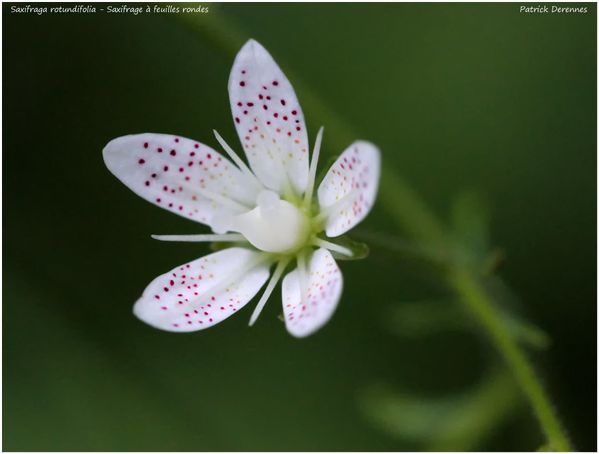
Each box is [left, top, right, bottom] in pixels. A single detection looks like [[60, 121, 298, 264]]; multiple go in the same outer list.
[[328, 235, 370, 261]]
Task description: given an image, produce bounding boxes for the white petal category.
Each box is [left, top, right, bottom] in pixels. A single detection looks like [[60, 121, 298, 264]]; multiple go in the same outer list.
[[282, 249, 343, 338], [103, 133, 259, 230], [228, 39, 309, 194], [133, 247, 271, 332], [317, 141, 381, 237]]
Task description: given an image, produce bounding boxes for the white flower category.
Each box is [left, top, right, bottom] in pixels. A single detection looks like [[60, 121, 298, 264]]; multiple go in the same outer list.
[[103, 39, 380, 337]]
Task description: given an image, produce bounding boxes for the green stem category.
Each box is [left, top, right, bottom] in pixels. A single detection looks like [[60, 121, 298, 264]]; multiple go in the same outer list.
[[448, 269, 572, 451], [176, 8, 572, 450]]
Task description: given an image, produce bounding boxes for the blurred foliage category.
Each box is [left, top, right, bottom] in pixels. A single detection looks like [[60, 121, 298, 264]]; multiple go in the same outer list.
[[360, 368, 521, 451], [4, 2, 596, 451]]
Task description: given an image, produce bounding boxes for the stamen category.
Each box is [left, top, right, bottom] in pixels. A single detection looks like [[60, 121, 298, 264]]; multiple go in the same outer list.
[[196, 187, 251, 212], [244, 119, 294, 199], [303, 126, 324, 206], [249, 259, 290, 326], [213, 130, 264, 191], [192, 253, 273, 310], [314, 189, 359, 224], [297, 251, 309, 308], [151, 234, 245, 242], [312, 238, 353, 257]]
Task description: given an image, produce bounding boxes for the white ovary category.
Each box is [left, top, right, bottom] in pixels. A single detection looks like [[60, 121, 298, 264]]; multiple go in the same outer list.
[[228, 190, 310, 253]]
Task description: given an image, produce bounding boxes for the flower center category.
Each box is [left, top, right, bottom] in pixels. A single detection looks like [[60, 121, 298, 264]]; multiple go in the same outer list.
[[228, 190, 311, 254]]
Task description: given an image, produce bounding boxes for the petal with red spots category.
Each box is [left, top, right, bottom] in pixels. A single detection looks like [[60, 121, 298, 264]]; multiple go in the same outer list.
[[282, 249, 343, 338], [133, 247, 271, 332], [228, 40, 309, 194], [103, 133, 258, 230], [317, 141, 381, 237]]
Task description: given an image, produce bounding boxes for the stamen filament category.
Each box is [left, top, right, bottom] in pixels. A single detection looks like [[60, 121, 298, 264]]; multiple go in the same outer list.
[[297, 250, 309, 308], [249, 118, 294, 199], [313, 238, 353, 257], [197, 253, 273, 308], [249, 259, 290, 326], [303, 126, 324, 207], [196, 187, 251, 211], [314, 189, 359, 224], [151, 234, 246, 242], [213, 130, 264, 191]]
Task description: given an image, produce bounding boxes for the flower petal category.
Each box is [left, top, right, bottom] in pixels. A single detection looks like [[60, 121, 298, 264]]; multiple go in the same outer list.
[[317, 141, 381, 237], [133, 247, 271, 332], [282, 249, 343, 338], [103, 133, 258, 230], [229, 39, 309, 194]]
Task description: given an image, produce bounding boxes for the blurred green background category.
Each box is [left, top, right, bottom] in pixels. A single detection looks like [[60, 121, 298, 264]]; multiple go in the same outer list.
[[4, 2, 596, 451]]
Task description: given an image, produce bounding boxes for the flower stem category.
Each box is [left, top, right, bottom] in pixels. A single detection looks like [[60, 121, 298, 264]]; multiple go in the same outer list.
[[177, 8, 572, 449], [448, 269, 572, 451]]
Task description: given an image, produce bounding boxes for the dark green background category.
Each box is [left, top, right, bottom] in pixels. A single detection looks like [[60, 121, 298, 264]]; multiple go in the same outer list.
[[4, 3, 596, 451]]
